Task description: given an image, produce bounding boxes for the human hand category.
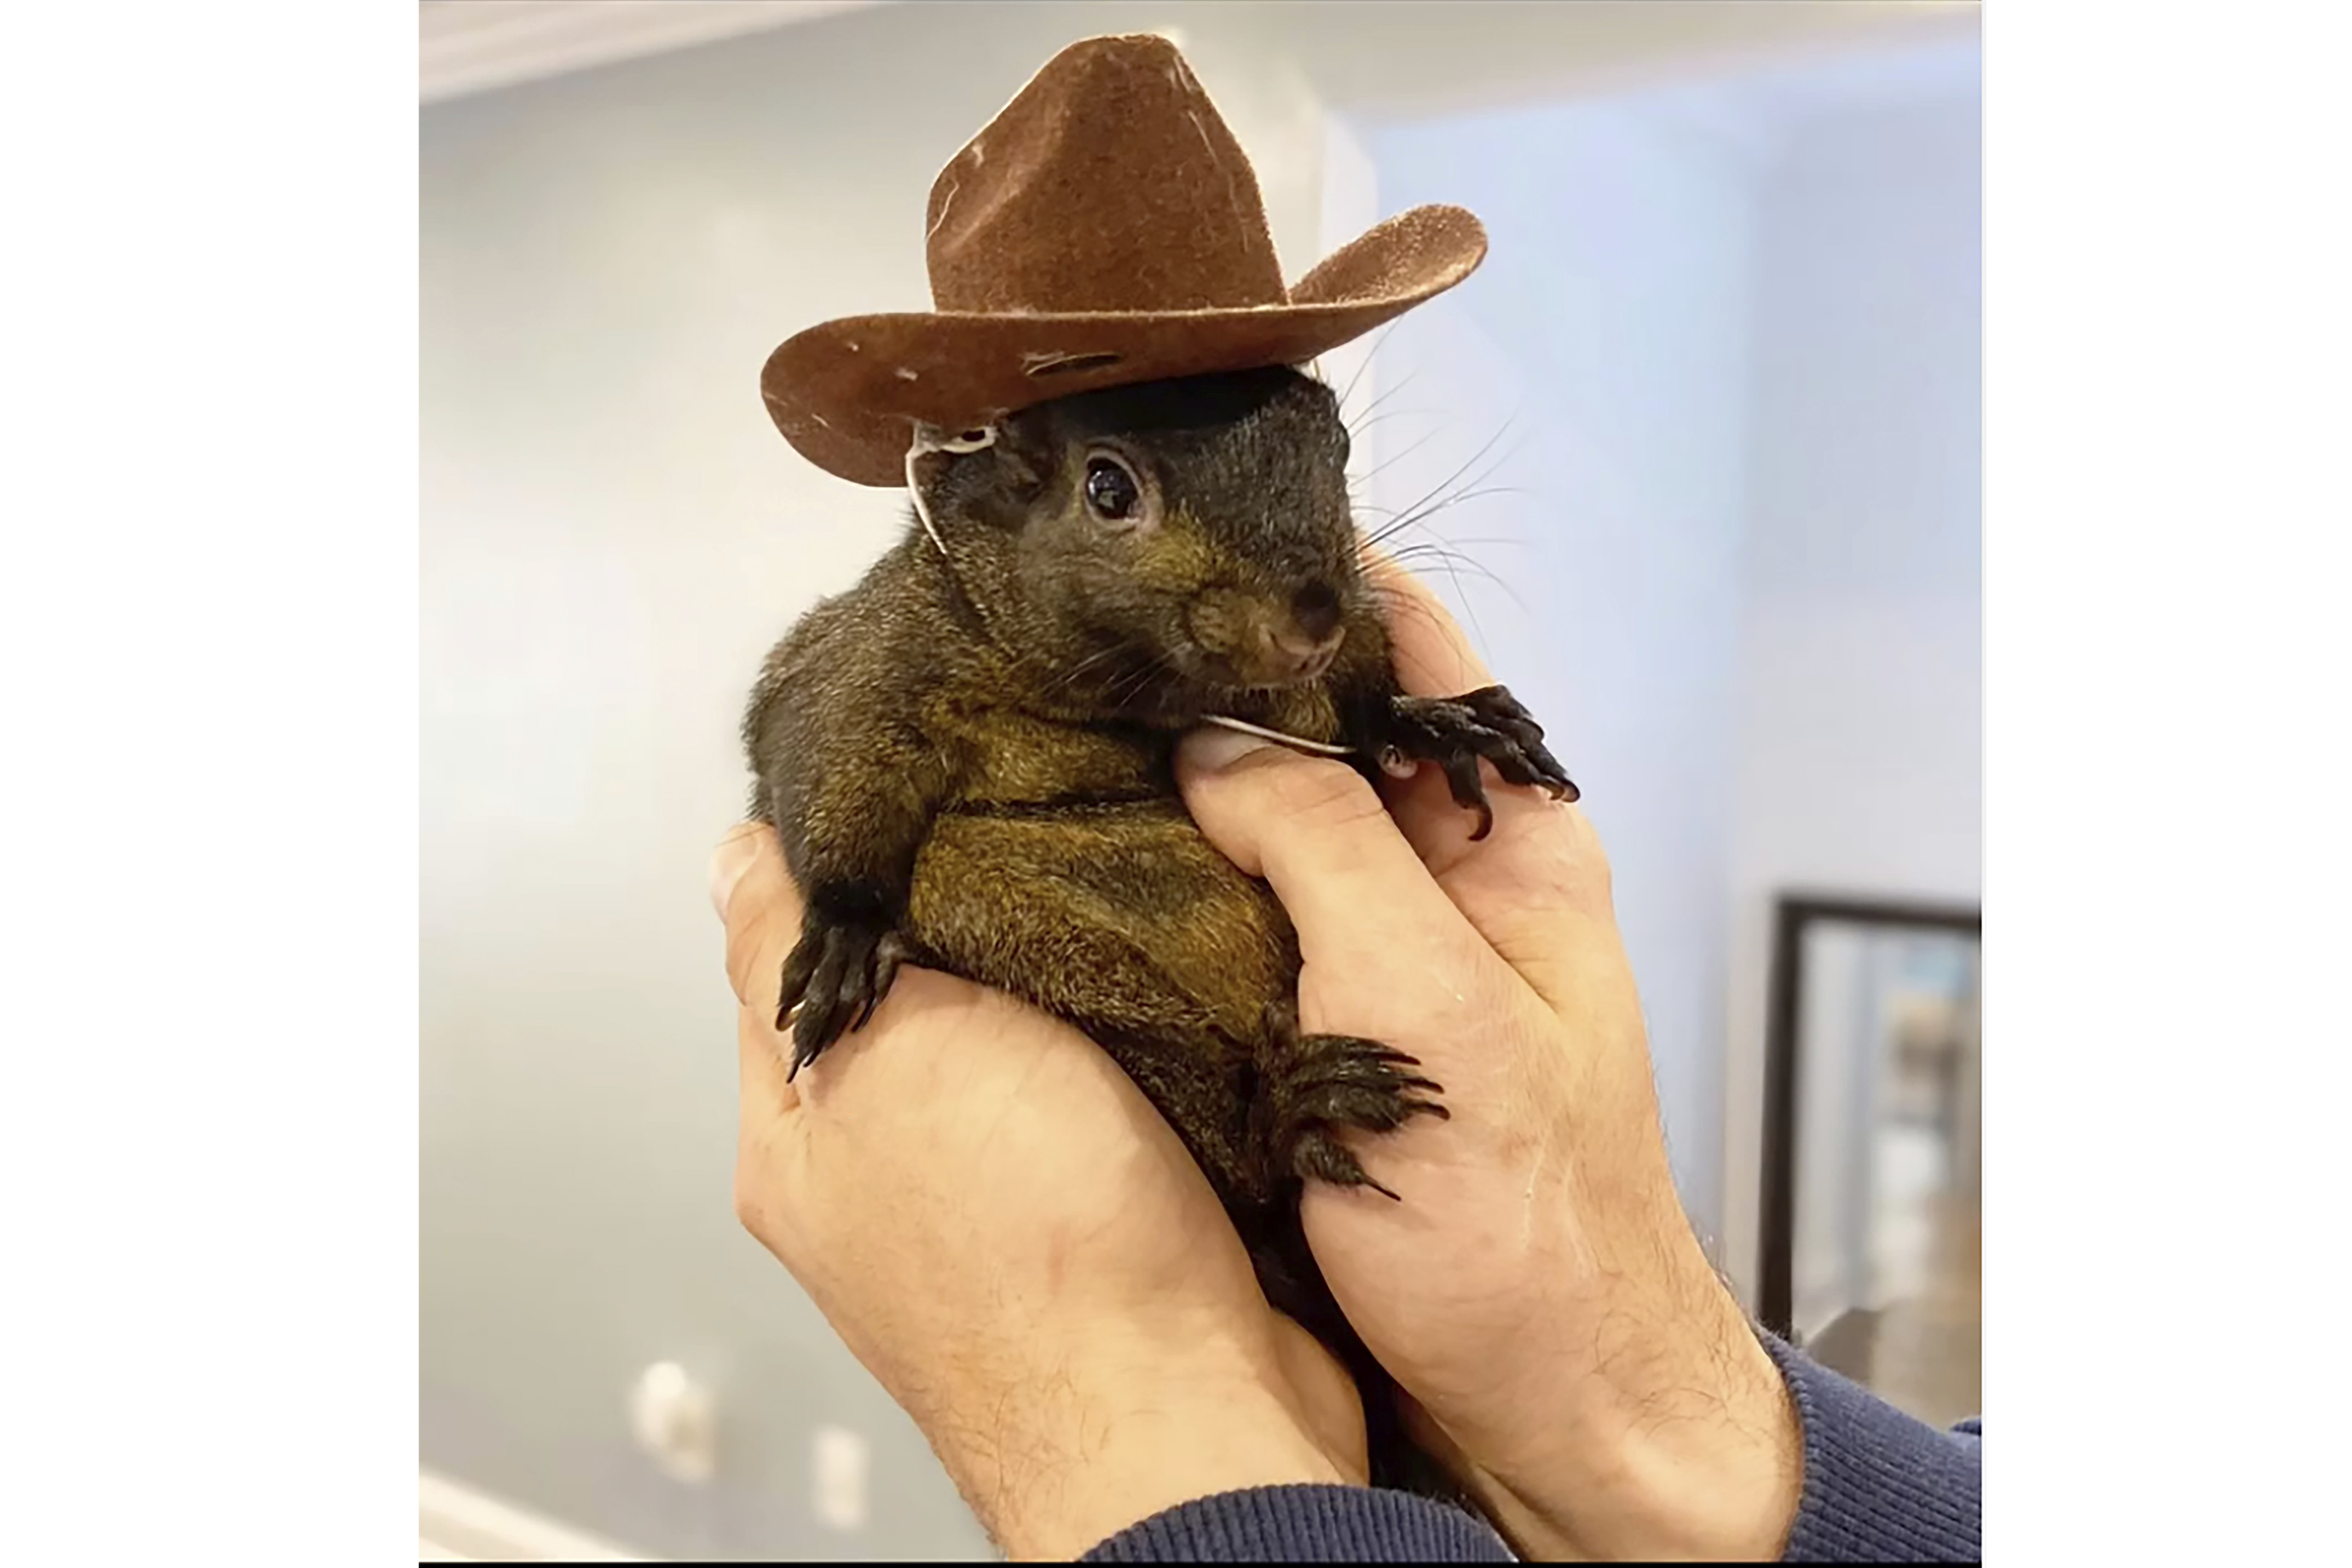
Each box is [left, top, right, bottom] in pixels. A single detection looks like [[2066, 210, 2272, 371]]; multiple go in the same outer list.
[[712, 824, 1364, 1559], [1174, 566, 1802, 1561]]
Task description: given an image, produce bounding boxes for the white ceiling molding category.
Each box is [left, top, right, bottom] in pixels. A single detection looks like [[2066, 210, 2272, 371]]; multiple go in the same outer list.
[[420, 0, 889, 105]]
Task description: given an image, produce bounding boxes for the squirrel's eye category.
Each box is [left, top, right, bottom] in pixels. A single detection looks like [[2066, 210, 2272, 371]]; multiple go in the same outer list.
[[1084, 455, 1141, 522]]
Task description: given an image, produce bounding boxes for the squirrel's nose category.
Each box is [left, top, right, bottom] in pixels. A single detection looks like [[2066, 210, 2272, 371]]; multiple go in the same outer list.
[[1290, 581, 1342, 642], [1263, 591, 1345, 679]]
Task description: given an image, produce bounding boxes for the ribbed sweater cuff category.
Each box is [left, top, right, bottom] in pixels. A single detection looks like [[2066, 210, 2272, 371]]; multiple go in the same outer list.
[[1081, 1482, 1513, 1562], [1080, 1338, 1981, 1562], [1762, 1332, 1983, 1561]]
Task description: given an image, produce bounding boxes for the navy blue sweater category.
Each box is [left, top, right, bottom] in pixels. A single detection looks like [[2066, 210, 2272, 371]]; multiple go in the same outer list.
[[1083, 1337, 1980, 1561]]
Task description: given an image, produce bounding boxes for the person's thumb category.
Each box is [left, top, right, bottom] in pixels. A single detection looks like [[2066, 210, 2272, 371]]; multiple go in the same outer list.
[[1176, 727, 1465, 967], [713, 822, 804, 1013]]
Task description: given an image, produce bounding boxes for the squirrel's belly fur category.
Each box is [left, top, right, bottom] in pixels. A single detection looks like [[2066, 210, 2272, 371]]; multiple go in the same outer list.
[[910, 785, 1296, 1205]]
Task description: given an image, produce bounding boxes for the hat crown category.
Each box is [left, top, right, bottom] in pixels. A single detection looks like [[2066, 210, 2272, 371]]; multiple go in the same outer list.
[[922, 35, 1289, 315]]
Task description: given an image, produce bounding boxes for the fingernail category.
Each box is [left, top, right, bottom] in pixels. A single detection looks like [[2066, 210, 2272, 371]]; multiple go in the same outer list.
[[709, 823, 764, 920], [1179, 725, 1274, 775]]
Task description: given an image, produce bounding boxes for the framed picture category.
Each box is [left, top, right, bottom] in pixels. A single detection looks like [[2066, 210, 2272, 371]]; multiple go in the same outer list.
[[1758, 894, 1981, 1428]]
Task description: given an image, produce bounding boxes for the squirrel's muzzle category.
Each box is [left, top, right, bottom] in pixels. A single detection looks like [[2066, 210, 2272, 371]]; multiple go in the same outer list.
[[1191, 579, 1346, 687]]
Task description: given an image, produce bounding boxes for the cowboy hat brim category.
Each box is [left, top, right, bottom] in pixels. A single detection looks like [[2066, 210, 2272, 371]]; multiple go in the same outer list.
[[761, 204, 1486, 487]]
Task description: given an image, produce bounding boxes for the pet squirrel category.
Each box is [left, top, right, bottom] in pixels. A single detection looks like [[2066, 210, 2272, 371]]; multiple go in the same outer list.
[[742, 363, 1577, 1505]]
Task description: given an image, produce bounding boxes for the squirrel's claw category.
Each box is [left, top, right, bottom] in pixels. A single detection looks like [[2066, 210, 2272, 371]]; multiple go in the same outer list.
[[777, 918, 910, 1078], [1251, 1000, 1449, 1203], [1381, 684, 1579, 840]]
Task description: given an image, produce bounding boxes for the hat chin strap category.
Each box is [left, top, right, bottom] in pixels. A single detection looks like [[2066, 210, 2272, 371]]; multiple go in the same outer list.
[[1195, 713, 1362, 760], [905, 419, 1361, 764], [905, 422, 998, 555]]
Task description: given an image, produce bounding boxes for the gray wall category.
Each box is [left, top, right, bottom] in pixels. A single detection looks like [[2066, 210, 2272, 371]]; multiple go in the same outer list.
[[1353, 97, 1757, 1242], [1718, 87, 1984, 1297], [1348, 56, 1982, 1264]]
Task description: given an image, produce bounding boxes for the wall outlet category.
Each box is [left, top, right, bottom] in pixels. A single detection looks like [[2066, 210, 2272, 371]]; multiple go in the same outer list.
[[626, 1362, 716, 1486], [812, 1425, 870, 1531]]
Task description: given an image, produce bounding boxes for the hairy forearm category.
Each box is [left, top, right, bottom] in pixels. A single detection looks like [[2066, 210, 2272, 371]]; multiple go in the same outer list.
[[923, 1334, 1350, 1561], [1441, 1262, 1804, 1561]]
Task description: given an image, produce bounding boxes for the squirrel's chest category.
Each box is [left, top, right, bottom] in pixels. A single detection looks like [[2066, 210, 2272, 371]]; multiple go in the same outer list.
[[928, 702, 1172, 809]]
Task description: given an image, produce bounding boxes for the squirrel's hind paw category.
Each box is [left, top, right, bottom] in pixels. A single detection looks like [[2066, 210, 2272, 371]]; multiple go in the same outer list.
[[1253, 1002, 1448, 1201]]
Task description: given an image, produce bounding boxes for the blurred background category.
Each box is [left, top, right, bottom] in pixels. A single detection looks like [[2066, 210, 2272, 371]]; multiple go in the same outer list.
[[420, 0, 1980, 1558]]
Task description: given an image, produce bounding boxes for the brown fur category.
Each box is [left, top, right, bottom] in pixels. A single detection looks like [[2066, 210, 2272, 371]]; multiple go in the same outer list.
[[742, 366, 1575, 1505]]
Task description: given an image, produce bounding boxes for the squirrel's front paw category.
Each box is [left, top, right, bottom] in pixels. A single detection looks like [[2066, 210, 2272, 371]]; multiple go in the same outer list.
[[1383, 684, 1578, 841], [776, 913, 911, 1078]]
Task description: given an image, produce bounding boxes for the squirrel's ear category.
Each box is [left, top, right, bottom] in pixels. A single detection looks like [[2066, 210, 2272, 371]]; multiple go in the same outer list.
[[985, 414, 1052, 494]]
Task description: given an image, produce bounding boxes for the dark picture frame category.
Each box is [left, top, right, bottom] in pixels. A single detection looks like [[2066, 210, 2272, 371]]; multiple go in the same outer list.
[[1757, 892, 1982, 1342]]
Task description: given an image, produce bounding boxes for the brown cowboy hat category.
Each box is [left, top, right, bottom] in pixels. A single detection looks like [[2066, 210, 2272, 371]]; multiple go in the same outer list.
[[760, 32, 1487, 486]]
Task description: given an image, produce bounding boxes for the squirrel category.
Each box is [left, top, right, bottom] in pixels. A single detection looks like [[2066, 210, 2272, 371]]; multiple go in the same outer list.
[[742, 363, 1577, 1508]]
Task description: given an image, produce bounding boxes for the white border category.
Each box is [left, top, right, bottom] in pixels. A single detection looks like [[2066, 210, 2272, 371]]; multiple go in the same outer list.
[[11, 0, 2344, 1559]]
